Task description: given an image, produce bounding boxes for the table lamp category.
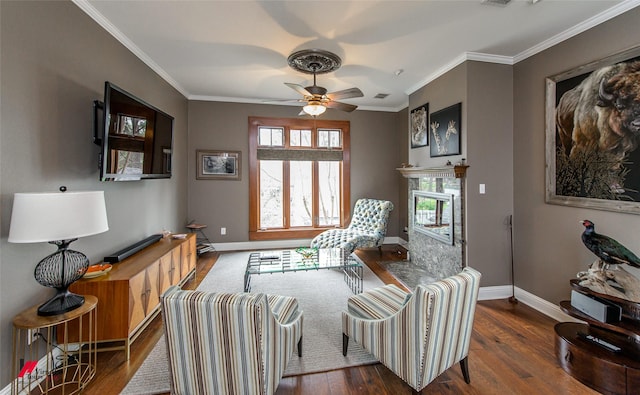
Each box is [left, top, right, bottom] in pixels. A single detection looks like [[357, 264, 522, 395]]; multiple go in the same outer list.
[[8, 187, 109, 316]]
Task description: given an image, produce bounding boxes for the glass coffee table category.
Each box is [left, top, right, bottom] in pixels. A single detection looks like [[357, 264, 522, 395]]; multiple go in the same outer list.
[[244, 248, 363, 294]]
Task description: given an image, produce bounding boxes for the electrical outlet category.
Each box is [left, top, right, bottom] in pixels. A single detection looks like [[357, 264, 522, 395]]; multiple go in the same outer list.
[[221, 227, 227, 235], [27, 329, 37, 345]]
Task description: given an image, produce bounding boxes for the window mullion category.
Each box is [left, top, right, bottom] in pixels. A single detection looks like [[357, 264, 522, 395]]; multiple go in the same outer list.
[[312, 160, 319, 227], [283, 161, 291, 229]]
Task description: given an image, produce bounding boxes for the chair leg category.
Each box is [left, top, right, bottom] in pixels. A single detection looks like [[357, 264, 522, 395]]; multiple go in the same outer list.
[[298, 336, 303, 357], [342, 333, 349, 356], [460, 356, 470, 384], [378, 246, 383, 256]]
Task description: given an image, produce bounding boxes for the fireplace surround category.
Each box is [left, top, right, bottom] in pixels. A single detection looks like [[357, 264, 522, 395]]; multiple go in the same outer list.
[[398, 165, 468, 279]]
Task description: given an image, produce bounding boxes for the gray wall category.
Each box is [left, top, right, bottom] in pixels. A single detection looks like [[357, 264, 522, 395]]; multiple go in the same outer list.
[[0, 1, 188, 386], [187, 101, 403, 243], [513, 7, 640, 303], [397, 108, 409, 234], [408, 62, 514, 286]]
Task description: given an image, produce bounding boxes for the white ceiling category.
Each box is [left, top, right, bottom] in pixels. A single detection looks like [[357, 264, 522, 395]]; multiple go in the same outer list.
[[75, 0, 638, 112]]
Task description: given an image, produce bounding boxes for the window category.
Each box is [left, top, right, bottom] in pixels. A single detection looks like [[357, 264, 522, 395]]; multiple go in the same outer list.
[[249, 117, 351, 240]]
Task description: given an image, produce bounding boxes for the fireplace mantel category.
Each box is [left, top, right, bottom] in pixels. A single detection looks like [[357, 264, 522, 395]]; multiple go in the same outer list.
[[396, 165, 469, 179]]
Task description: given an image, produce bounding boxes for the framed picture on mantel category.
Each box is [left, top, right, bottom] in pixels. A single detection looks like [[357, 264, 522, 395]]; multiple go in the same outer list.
[[430, 103, 461, 157]]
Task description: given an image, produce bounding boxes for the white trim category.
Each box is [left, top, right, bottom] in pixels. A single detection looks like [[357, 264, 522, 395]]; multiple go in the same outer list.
[[210, 236, 406, 252], [514, 287, 584, 323], [478, 285, 513, 301], [1, 348, 64, 395], [188, 94, 404, 113], [405, 53, 469, 95], [211, 239, 314, 252], [514, 0, 640, 63], [72, 0, 640, 108], [207, 240, 581, 324], [476, 284, 582, 323], [405, 2, 640, 95], [71, 0, 189, 98]]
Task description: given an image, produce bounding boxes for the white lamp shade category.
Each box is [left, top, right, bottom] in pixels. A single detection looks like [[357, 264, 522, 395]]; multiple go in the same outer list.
[[303, 103, 326, 116], [8, 191, 109, 243]]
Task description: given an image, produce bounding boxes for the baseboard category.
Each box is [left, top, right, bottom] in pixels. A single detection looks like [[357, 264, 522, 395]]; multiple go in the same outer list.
[[478, 285, 582, 322], [478, 285, 513, 301], [514, 287, 584, 323], [211, 236, 407, 252], [211, 239, 314, 252], [206, 240, 579, 324], [1, 347, 64, 395]]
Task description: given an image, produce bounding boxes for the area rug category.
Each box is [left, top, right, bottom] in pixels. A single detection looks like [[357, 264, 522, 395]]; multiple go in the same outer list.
[[121, 251, 384, 395]]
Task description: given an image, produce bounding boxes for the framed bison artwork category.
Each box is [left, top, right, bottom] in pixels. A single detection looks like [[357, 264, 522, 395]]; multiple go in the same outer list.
[[545, 45, 640, 214]]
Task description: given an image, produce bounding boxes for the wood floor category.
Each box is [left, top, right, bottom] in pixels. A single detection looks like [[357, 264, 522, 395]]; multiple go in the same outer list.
[[82, 246, 597, 395]]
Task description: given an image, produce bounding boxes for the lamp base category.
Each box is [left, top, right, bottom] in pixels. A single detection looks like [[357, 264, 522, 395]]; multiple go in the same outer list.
[[37, 290, 85, 316]]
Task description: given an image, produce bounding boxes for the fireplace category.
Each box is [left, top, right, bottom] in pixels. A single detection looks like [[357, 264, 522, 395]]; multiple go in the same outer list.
[[398, 166, 468, 279], [412, 190, 454, 245]]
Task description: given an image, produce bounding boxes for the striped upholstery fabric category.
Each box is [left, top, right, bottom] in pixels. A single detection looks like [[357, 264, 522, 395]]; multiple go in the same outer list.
[[347, 284, 409, 320], [342, 267, 481, 392], [311, 198, 394, 254], [161, 286, 303, 395]]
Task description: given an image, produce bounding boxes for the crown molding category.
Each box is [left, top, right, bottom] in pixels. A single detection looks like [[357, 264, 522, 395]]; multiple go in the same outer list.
[[71, 0, 189, 98], [514, 0, 640, 63]]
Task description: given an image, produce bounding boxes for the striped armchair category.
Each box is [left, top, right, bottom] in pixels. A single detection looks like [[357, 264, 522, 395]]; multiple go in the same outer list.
[[342, 267, 481, 393], [161, 286, 303, 395], [311, 198, 394, 255]]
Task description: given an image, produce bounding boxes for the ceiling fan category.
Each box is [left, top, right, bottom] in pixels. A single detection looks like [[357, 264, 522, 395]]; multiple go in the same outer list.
[[283, 49, 363, 116]]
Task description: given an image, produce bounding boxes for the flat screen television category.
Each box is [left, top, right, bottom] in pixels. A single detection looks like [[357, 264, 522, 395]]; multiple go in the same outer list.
[[94, 81, 174, 181]]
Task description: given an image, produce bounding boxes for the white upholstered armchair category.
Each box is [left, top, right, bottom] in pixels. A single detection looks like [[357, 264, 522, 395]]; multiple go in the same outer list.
[[161, 286, 303, 395], [310, 198, 394, 255], [342, 267, 481, 393]]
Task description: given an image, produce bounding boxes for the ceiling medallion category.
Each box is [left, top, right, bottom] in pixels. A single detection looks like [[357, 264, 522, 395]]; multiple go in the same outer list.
[[287, 49, 342, 74]]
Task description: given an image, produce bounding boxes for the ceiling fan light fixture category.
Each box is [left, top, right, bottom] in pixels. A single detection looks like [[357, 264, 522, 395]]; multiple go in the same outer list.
[[303, 102, 326, 116]]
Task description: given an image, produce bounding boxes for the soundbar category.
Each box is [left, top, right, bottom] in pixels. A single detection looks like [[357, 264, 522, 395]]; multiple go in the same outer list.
[[104, 234, 163, 263], [571, 290, 622, 323]]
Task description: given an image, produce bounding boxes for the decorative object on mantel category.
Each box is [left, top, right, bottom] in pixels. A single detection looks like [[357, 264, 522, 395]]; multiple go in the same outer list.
[[430, 102, 461, 157], [576, 219, 640, 302], [8, 187, 109, 316], [396, 164, 469, 179], [410, 102, 429, 148]]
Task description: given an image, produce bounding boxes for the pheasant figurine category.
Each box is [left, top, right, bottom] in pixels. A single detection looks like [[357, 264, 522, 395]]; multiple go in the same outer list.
[[581, 219, 640, 270]]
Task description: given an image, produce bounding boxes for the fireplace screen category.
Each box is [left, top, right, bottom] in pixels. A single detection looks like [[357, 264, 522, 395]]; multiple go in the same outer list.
[[412, 190, 454, 245]]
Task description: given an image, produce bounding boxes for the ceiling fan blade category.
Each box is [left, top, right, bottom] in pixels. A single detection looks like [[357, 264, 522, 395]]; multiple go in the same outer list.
[[326, 87, 364, 101], [325, 100, 358, 112], [262, 98, 304, 103], [285, 82, 312, 97]]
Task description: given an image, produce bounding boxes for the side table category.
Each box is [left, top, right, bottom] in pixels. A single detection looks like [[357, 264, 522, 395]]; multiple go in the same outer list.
[[186, 222, 214, 255], [11, 295, 97, 395]]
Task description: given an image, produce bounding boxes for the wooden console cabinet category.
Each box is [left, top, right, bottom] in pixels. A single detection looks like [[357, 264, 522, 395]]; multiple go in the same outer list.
[[63, 233, 196, 359]]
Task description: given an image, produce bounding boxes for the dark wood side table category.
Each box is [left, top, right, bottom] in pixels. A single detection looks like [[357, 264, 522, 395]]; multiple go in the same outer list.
[[11, 295, 97, 395], [556, 302, 640, 395]]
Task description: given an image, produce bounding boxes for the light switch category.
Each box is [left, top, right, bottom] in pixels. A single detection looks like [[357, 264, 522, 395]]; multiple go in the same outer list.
[[479, 184, 486, 194]]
